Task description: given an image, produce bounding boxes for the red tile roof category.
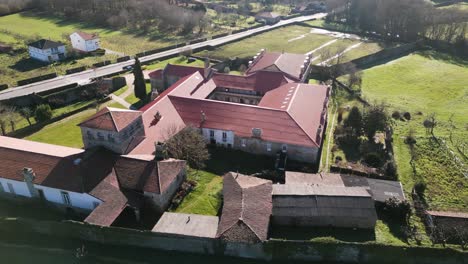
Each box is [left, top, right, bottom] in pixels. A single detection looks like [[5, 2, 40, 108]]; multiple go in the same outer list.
[[427, 211, 468, 219], [149, 69, 163, 79], [217, 173, 272, 243], [0, 137, 118, 193], [75, 31, 99, 41], [246, 52, 309, 81], [165, 64, 204, 78], [85, 171, 130, 226], [212, 71, 291, 94], [78, 107, 142, 132], [114, 155, 186, 194]]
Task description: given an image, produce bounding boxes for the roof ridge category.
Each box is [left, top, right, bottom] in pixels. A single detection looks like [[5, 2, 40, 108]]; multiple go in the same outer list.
[[107, 108, 119, 131], [285, 106, 319, 148]]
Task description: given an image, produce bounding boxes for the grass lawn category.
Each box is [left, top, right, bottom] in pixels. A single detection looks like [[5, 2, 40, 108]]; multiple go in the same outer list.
[[196, 25, 336, 59], [305, 19, 360, 32], [25, 108, 95, 148], [112, 85, 129, 97], [107, 101, 128, 109], [171, 169, 223, 216], [358, 50, 468, 211], [145, 56, 205, 71], [124, 83, 152, 109]]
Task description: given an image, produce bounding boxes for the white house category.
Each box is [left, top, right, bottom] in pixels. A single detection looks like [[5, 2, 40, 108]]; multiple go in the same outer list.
[[28, 39, 66, 63], [70, 31, 100, 52]]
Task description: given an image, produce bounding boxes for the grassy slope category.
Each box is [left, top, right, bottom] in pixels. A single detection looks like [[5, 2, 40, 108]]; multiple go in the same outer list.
[[359, 51, 468, 211], [171, 170, 223, 216], [197, 25, 336, 59]]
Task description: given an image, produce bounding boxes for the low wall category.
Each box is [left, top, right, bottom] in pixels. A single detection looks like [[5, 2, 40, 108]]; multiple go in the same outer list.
[[0, 217, 465, 263]]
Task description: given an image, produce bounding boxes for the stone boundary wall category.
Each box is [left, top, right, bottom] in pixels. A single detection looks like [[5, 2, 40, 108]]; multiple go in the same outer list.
[[0, 217, 465, 263]]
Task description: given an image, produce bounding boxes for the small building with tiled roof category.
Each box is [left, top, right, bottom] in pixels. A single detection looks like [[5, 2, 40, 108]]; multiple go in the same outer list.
[[149, 63, 208, 93], [255, 12, 281, 24], [217, 173, 272, 243], [79, 107, 145, 154], [114, 155, 186, 211], [272, 183, 377, 229], [246, 50, 312, 82], [28, 39, 66, 63], [70, 31, 100, 52], [0, 135, 187, 225]]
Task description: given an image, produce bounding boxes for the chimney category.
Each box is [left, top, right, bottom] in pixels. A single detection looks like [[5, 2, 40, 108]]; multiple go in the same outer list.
[[23, 167, 39, 198], [252, 128, 262, 138], [203, 58, 211, 79], [200, 110, 206, 123], [155, 141, 166, 161]]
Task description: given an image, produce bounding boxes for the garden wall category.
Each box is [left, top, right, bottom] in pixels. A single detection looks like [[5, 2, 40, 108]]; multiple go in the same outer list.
[[0, 217, 465, 263]]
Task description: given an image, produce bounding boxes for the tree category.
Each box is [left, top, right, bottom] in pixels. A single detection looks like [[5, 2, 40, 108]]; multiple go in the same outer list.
[[347, 70, 362, 91], [344, 106, 363, 135], [133, 57, 147, 101], [19, 107, 33, 126], [4, 106, 20, 132], [363, 103, 389, 139], [165, 125, 210, 169], [423, 113, 437, 139], [35, 104, 53, 122]]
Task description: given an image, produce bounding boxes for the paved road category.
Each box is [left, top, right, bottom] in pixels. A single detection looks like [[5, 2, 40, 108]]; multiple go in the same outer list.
[[0, 13, 326, 101]]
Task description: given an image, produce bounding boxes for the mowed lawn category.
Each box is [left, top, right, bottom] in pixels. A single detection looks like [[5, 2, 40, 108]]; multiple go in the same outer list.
[[359, 51, 468, 211], [172, 170, 223, 216], [196, 25, 336, 59], [25, 109, 96, 148]]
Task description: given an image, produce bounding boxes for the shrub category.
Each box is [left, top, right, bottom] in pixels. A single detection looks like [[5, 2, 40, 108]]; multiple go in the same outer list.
[[335, 156, 343, 163], [403, 112, 411, 120], [414, 181, 426, 197], [363, 152, 383, 168], [35, 104, 53, 122], [404, 135, 417, 145], [391, 111, 401, 119], [384, 161, 398, 178], [378, 197, 411, 224]]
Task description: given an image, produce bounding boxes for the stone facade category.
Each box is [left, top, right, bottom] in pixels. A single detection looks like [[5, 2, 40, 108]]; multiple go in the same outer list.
[[80, 117, 145, 154], [144, 167, 186, 212]]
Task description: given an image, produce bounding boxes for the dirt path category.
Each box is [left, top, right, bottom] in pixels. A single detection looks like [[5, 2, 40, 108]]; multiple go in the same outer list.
[[317, 42, 363, 65]]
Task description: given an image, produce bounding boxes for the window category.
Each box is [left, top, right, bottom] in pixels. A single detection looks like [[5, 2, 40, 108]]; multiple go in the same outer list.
[[7, 183, 15, 194], [87, 131, 94, 139], [267, 143, 272, 152], [222, 132, 227, 142], [0, 182, 4, 192], [61, 191, 71, 206], [37, 189, 45, 201], [209, 130, 215, 138], [107, 134, 115, 143], [282, 144, 288, 152], [97, 132, 104, 140], [241, 139, 246, 147]]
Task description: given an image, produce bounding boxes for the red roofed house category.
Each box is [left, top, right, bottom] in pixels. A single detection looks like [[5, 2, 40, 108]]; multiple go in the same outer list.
[[0, 135, 187, 226], [255, 12, 281, 24], [70, 31, 100, 52], [217, 172, 272, 243], [149, 63, 209, 94], [79, 107, 145, 155]]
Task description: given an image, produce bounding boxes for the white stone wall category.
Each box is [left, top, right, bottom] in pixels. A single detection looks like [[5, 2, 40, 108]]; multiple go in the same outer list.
[[28, 45, 66, 62], [70, 33, 100, 52], [201, 128, 234, 147], [0, 178, 101, 211]]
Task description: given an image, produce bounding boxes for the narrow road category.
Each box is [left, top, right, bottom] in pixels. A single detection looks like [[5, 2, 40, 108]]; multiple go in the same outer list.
[[0, 13, 326, 101]]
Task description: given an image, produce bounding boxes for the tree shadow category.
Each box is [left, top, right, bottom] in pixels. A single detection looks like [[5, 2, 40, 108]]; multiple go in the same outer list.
[[9, 57, 49, 72]]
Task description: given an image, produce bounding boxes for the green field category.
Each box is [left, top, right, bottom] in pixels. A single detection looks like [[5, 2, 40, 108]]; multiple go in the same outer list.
[[357, 51, 468, 211], [196, 25, 337, 59], [171, 170, 223, 216], [25, 108, 95, 148]]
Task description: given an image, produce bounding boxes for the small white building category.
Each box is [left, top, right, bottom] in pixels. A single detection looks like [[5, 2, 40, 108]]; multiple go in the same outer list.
[[70, 31, 100, 52], [28, 39, 67, 63]]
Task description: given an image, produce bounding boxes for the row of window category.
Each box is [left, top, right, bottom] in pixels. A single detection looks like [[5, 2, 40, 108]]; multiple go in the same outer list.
[[0, 182, 72, 206], [86, 122, 142, 142]]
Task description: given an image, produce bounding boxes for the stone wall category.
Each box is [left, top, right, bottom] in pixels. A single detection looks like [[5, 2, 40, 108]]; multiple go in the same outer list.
[[0, 217, 465, 263]]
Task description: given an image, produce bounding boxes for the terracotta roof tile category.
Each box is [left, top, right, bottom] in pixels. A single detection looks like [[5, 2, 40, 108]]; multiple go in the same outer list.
[[75, 31, 99, 41], [79, 107, 142, 132], [165, 64, 204, 78], [246, 52, 309, 81], [217, 173, 272, 243]]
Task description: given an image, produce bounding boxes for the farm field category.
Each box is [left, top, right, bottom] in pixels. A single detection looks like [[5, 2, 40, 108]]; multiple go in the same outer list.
[[352, 51, 468, 211], [196, 25, 337, 59]]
